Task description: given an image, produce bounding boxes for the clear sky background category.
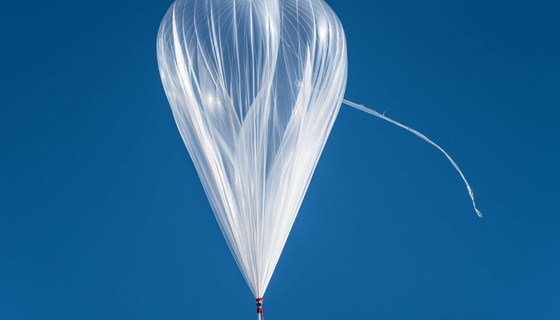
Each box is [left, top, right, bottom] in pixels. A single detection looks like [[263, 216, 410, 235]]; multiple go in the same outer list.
[[1, 0, 558, 319]]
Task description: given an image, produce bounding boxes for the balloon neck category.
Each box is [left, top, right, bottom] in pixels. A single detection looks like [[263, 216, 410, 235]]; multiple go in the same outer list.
[[256, 298, 263, 314]]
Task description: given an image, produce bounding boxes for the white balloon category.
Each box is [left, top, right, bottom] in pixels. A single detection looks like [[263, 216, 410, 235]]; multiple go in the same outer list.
[[157, 0, 347, 299]]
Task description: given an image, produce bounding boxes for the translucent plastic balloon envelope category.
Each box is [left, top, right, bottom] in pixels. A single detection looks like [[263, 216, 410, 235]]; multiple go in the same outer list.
[[157, 0, 347, 300]]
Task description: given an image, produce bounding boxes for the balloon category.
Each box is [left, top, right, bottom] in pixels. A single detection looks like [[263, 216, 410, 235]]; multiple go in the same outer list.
[[157, 0, 347, 303]]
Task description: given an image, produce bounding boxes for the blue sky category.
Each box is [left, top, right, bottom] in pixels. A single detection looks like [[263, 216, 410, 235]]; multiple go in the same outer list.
[[1, 0, 558, 319]]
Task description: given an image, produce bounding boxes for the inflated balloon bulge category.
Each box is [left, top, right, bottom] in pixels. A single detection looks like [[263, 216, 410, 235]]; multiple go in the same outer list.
[[156, 0, 481, 317]]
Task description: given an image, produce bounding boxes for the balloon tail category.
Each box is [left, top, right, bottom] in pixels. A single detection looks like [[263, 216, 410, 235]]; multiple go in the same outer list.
[[342, 99, 482, 218], [257, 298, 264, 320]]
